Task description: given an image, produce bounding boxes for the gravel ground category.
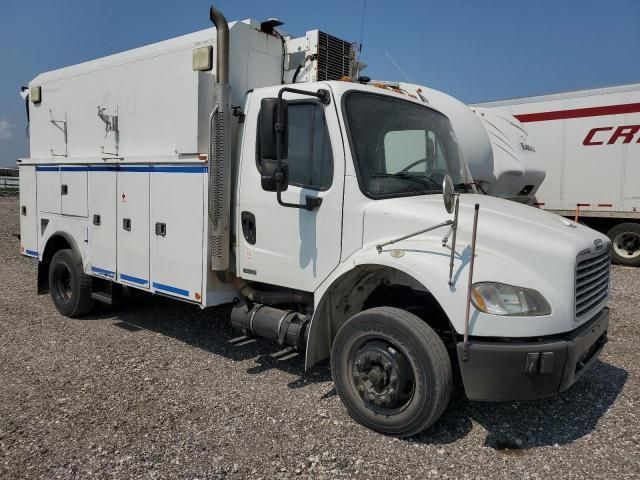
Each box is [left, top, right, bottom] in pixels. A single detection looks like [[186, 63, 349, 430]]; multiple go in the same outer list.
[[0, 195, 638, 479]]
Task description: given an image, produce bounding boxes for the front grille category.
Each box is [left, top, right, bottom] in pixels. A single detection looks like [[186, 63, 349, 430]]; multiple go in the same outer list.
[[317, 31, 353, 81], [575, 248, 611, 319]]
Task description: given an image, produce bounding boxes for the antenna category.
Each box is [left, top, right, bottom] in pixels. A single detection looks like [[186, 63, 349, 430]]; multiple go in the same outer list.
[[358, 0, 367, 53], [385, 51, 413, 83], [355, 0, 367, 78]]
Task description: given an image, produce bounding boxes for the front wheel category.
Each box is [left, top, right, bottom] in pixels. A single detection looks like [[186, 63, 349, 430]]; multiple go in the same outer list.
[[331, 307, 452, 437], [607, 223, 640, 266]]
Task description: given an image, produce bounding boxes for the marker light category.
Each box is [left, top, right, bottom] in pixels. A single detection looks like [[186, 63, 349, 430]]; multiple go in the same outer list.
[[30, 86, 42, 104], [192, 46, 213, 71], [470, 282, 551, 316]]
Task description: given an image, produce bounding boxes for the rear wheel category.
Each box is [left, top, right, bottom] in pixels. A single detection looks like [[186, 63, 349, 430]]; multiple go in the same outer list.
[[331, 307, 452, 437], [49, 249, 94, 317], [607, 223, 640, 266]]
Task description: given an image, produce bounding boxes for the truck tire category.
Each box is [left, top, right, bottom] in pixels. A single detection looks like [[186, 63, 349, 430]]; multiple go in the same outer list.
[[331, 307, 452, 437], [48, 249, 94, 317], [607, 223, 640, 266]]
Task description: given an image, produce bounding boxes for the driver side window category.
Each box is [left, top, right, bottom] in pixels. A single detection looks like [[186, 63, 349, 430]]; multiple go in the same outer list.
[[257, 102, 333, 191]]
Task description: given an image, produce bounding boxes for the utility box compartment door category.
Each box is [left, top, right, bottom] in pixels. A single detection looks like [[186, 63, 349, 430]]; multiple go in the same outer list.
[[36, 165, 61, 214], [116, 168, 150, 289], [88, 166, 117, 279], [19, 166, 38, 257], [150, 167, 204, 302], [61, 166, 88, 217]]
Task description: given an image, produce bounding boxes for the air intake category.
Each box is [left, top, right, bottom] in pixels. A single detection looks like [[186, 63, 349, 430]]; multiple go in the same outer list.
[[316, 31, 353, 81]]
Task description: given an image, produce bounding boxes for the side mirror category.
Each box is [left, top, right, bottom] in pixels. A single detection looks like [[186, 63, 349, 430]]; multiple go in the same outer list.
[[259, 97, 288, 160], [261, 160, 289, 192], [443, 175, 455, 214]]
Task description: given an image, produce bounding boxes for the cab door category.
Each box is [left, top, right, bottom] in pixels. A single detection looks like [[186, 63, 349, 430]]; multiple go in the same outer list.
[[237, 86, 344, 292]]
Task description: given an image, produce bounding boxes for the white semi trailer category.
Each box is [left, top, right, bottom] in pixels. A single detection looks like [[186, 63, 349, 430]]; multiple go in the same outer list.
[[18, 6, 612, 437], [475, 83, 640, 266]]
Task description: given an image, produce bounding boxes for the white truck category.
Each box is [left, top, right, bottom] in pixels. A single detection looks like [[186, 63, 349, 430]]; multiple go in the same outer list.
[[18, 6, 612, 437], [475, 83, 640, 266]]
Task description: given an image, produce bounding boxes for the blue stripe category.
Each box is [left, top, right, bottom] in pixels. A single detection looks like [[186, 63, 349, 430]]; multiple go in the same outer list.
[[92, 266, 115, 277], [118, 166, 150, 173], [60, 166, 88, 171], [25, 249, 39, 257], [35, 164, 207, 173], [119, 165, 207, 173], [152, 166, 207, 173], [120, 273, 148, 285], [88, 165, 119, 171], [153, 282, 189, 297]]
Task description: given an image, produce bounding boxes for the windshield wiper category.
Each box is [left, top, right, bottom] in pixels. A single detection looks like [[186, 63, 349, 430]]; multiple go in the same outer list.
[[454, 182, 486, 194], [371, 172, 442, 190]]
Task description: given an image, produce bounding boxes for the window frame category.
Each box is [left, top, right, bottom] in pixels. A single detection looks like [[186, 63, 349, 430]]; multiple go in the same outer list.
[[255, 98, 334, 192]]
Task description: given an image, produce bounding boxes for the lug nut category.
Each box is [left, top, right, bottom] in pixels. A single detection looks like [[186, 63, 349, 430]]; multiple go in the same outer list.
[[384, 362, 392, 371]]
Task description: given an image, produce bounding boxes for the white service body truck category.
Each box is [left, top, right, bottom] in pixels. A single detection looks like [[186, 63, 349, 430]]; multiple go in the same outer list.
[[475, 83, 640, 266], [18, 6, 612, 437]]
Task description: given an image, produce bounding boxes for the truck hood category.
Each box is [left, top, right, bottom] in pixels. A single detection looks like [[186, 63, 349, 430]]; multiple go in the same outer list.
[[362, 194, 610, 336], [363, 193, 604, 254]]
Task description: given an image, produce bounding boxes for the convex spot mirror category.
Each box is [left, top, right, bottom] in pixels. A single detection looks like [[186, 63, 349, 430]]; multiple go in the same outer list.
[[443, 175, 455, 214], [261, 160, 289, 192], [259, 97, 288, 161]]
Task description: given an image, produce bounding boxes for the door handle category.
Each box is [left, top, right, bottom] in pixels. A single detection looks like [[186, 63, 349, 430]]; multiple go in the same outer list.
[[123, 218, 131, 231], [241, 211, 256, 244], [61, 184, 68, 195], [93, 214, 101, 226], [155, 222, 167, 237]]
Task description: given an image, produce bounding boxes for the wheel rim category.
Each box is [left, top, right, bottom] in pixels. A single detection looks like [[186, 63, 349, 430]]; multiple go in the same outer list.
[[349, 339, 415, 415], [613, 231, 640, 259], [54, 263, 73, 304]]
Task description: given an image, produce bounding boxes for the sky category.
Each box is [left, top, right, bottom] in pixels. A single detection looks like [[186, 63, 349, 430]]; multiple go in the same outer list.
[[0, 0, 639, 166]]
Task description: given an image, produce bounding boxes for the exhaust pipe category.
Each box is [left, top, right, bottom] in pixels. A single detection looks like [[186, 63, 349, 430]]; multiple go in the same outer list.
[[231, 303, 310, 350], [208, 6, 231, 273]]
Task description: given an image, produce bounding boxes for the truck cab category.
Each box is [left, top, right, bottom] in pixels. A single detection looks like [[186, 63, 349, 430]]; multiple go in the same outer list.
[[231, 80, 611, 434]]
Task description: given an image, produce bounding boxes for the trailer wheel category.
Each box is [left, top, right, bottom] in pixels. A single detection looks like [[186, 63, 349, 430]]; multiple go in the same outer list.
[[48, 249, 94, 317], [331, 307, 452, 437], [607, 223, 640, 266]]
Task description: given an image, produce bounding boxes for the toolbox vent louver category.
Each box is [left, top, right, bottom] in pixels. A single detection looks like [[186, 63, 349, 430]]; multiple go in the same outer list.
[[575, 247, 611, 319], [316, 31, 353, 81]]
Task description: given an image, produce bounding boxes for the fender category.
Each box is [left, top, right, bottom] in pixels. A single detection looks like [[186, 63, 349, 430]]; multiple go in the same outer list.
[[38, 219, 87, 293], [305, 244, 457, 370]]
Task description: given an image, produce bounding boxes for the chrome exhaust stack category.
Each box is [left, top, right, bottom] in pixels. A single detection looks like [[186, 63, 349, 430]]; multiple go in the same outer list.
[[208, 5, 231, 273]]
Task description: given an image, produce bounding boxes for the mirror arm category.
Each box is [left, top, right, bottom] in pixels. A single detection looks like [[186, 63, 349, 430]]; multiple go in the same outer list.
[[278, 87, 331, 105], [375, 219, 453, 253], [277, 189, 323, 211]]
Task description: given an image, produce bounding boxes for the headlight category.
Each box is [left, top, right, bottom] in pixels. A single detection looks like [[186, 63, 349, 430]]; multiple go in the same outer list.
[[471, 282, 551, 316]]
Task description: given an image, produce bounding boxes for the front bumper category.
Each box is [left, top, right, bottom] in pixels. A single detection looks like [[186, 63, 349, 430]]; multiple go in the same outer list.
[[456, 308, 609, 401]]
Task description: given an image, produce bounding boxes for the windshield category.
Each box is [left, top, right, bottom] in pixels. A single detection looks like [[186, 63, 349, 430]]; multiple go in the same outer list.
[[343, 91, 470, 199]]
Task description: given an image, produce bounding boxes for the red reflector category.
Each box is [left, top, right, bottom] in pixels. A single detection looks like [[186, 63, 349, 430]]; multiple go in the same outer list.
[[577, 203, 591, 207], [198, 154, 208, 161], [533, 202, 545, 206], [598, 203, 613, 208]]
